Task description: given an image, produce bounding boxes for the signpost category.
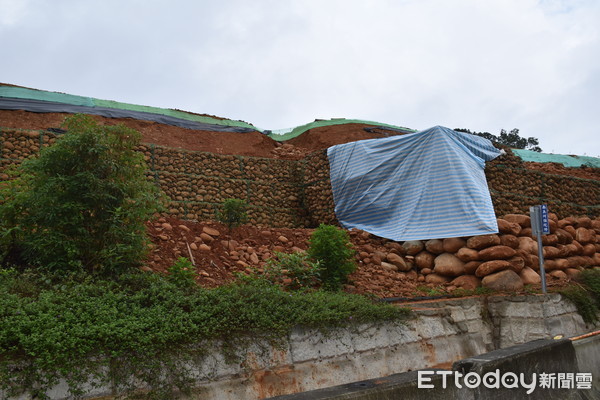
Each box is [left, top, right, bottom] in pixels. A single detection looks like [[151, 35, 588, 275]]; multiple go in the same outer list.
[[530, 204, 549, 293]]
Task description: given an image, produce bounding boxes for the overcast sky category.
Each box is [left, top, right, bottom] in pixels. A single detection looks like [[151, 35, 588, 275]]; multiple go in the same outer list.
[[1, 0, 599, 156]]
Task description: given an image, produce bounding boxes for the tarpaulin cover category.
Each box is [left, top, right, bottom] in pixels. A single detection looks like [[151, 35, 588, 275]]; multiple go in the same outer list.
[[0, 85, 257, 133], [327, 126, 502, 241], [512, 149, 600, 168]]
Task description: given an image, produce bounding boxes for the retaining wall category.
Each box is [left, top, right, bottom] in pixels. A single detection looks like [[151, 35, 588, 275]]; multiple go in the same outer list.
[[1, 294, 593, 400], [1, 128, 599, 229]]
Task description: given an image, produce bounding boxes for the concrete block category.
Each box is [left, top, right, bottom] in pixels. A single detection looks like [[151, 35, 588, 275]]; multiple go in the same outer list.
[[350, 323, 390, 352], [290, 327, 353, 363]]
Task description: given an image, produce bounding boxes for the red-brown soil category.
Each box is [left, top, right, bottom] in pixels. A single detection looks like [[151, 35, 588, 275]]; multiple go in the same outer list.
[[286, 123, 408, 153], [0, 110, 280, 158], [1, 108, 598, 181], [145, 217, 571, 299]]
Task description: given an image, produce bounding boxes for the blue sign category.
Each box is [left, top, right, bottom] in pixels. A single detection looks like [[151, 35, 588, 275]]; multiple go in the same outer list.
[[540, 204, 550, 235]]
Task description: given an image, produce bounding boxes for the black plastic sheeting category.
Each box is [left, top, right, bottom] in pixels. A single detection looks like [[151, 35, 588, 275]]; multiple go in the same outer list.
[[0, 97, 257, 133]]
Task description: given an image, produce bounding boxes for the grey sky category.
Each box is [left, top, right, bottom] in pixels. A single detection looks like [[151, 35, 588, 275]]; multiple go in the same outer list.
[[1, 0, 599, 156]]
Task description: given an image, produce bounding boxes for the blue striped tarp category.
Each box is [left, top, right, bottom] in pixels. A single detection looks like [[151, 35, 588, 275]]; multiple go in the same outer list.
[[327, 126, 502, 241]]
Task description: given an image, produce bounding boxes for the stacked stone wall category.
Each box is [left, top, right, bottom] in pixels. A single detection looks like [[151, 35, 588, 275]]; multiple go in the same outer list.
[[1, 128, 598, 229]]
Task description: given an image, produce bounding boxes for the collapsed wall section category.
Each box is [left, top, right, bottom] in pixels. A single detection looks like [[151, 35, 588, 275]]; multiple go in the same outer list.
[[1, 128, 599, 229]]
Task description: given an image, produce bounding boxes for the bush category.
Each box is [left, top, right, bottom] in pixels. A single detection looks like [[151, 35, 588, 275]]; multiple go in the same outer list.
[[307, 224, 356, 291], [0, 270, 409, 399], [560, 269, 600, 324], [262, 252, 320, 290], [0, 114, 164, 275], [215, 198, 248, 231], [167, 257, 197, 288]]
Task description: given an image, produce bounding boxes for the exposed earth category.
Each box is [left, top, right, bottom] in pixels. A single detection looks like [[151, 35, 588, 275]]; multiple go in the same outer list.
[[145, 216, 573, 299], [1, 108, 596, 297]]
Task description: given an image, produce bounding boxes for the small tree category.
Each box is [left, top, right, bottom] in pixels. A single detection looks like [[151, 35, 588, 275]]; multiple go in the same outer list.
[[216, 198, 248, 231], [307, 224, 356, 291], [0, 114, 164, 275]]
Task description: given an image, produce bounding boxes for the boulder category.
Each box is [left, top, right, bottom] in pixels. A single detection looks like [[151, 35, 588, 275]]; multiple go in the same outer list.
[[482, 270, 524, 291], [425, 239, 444, 254], [464, 261, 481, 275], [582, 243, 596, 257], [507, 256, 525, 273], [497, 219, 521, 236], [520, 267, 541, 285], [380, 262, 398, 272], [202, 226, 220, 237], [402, 240, 424, 256], [503, 214, 531, 228], [543, 246, 561, 259], [386, 253, 411, 272], [478, 245, 517, 261], [575, 217, 592, 229], [555, 228, 573, 244], [518, 236, 538, 254], [541, 234, 559, 246], [549, 270, 568, 280], [475, 260, 512, 277], [433, 253, 465, 277], [500, 234, 520, 249], [442, 237, 467, 253], [425, 273, 451, 284], [519, 228, 533, 237], [200, 233, 214, 243], [414, 251, 435, 270], [450, 275, 481, 290], [565, 268, 582, 280], [456, 247, 479, 262], [554, 258, 569, 270], [575, 228, 595, 244], [467, 234, 501, 250]]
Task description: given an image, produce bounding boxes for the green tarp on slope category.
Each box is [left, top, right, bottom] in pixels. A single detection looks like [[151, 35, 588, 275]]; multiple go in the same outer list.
[[512, 149, 600, 168], [266, 118, 416, 142], [0, 85, 257, 130]]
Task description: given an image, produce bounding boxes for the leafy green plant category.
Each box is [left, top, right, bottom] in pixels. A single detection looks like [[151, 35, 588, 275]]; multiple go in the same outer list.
[[580, 268, 600, 304], [215, 198, 248, 231], [560, 284, 598, 324], [0, 270, 410, 399], [561, 268, 600, 324], [307, 224, 356, 291], [166, 257, 197, 288], [262, 251, 320, 290], [0, 114, 164, 275]]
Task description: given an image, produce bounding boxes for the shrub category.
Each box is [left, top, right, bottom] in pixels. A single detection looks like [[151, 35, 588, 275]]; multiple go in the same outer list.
[[0, 270, 409, 399], [307, 224, 356, 291], [0, 114, 164, 275], [167, 257, 197, 288], [580, 268, 600, 305], [215, 198, 248, 231], [262, 252, 320, 290], [560, 284, 598, 324]]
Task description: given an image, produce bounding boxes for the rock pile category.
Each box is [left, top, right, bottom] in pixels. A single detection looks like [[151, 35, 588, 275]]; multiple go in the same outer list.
[[347, 213, 600, 296], [146, 213, 600, 298]]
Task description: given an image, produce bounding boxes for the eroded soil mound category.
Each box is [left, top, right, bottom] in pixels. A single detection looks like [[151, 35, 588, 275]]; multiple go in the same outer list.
[[0, 110, 279, 158], [146, 217, 571, 299]]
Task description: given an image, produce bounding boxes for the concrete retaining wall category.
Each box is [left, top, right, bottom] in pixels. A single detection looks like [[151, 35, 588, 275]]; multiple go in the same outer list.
[[271, 333, 600, 400], [1, 294, 593, 400]]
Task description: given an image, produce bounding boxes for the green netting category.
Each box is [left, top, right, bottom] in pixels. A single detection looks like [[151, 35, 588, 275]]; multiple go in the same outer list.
[[512, 149, 600, 168], [267, 118, 417, 142], [0, 85, 94, 107], [0, 85, 257, 130]]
